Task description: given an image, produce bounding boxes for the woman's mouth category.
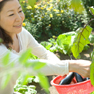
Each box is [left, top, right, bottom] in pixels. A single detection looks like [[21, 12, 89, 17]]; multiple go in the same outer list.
[[14, 24, 22, 28]]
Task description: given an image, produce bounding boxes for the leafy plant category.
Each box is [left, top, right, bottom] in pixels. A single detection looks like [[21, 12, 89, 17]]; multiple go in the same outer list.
[[21, 0, 89, 41], [71, 6, 94, 93], [41, 31, 91, 56], [0, 49, 50, 94], [71, 25, 92, 58]]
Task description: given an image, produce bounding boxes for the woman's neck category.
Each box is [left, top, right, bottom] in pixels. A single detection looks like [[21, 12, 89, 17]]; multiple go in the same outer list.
[[9, 34, 20, 52]]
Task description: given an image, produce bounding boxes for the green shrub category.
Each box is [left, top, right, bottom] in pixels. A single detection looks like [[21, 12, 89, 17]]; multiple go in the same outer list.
[[21, 0, 89, 41], [82, 0, 94, 27]]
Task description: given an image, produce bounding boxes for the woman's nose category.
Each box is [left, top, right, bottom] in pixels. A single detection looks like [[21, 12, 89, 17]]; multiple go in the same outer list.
[[16, 13, 22, 22]]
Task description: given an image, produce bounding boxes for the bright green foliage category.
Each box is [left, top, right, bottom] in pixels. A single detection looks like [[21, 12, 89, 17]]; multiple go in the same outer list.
[[38, 73, 50, 94], [1, 74, 11, 89], [30, 53, 38, 59], [90, 62, 94, 86], [0, 48, 49, 94], [14, 75, 38, 94], [89, 7, 94, 16], [41, 42, 52, 50], [22, 74, 32, 85], [32, 62, 46, 70], [90, 50, 94, 86], [22, 0, 88, 41], [56, 32, 75, 55], [91, 91, 94, 94], [41, 32, 76, 55], [28, 0, 36, 7], [69, 0, 85, 14], [19, 48, 32, 64], [71, 25, 92, 58], [89, 34, 94, 44], [19, 0, 25, 10], [2, 52, 10, 66]]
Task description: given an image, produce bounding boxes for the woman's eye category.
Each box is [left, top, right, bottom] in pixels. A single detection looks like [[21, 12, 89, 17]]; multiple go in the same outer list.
[[9, 14, 14, 16], [19, 10, 22, 13]]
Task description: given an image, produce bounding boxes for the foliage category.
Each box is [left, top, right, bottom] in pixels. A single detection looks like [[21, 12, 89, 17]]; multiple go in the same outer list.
[[1, 49, 49, 94], [14, 76, 37, 94], [21, 0, 89, 41], [91, 91, 94, 94], [41, 31, 91, 56], [71, 6, 94, 93], [71, 25, 92, 58], [90, 50, 94, 87], [1, 0, 94, 94], [69, 0, 85, 14], [82, 0, 94, 28]]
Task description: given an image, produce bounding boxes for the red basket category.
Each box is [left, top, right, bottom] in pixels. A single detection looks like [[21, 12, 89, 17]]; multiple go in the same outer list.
[[51, 75, 94, 94]]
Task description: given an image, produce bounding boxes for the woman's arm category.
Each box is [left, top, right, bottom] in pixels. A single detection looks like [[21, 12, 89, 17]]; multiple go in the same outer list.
[[0, 44, 68, 94], [0, 44, 90, 94], [69, 60, 91, 77], [21, 27, 60, 62]]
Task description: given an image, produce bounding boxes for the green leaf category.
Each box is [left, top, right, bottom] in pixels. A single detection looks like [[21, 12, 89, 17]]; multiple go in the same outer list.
[[1, 74, 11, 89], [30, 53, 38, 59], [33, 76, 39, 83], [28, 0, 36, 7], [38, 73, 49, 93], [69, 0, 85, 14], [56, 32, 75, 55], [71, 25, 92, 58], [89, 34, 94, 43], [0, 38, 3, 43], [90, 91, 94, 94], [2, 52, 10, 66], [19, 49, 31, 64], [50, 45, 58, 52], [41, 41, 52, 50], [33, 62, 46, 70], [19, 0, 25, 10], [90, 62, 94, 86], [89, 6, 94, 16], [22, 74, 32, 85]]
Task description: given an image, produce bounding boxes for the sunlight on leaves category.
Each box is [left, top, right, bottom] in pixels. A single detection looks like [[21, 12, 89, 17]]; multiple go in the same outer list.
[[89, 6, 94, 16], [90, 50, 94, 86], [56, 32, 75, 55], [71, 25, 92, 58], [32, 62, 46, 70], [28, 0, 36, 7], [90, 62, 94, 86], [38, 73, 50, 94], [19, 48, 31, 64], [69, 0, 85, 14], [2, 52, 10, 66], [90, 91, 94, 94], [41, 42, 52, 50], [22, 74, 32, 85], [1, 74, 11, 89]]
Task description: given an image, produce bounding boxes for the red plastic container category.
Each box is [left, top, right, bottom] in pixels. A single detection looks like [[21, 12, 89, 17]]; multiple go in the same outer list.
[[51, 75, 94, 94]]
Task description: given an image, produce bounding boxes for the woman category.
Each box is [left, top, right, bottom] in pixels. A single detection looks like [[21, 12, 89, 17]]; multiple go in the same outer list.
[[0, 0, 91, 94]]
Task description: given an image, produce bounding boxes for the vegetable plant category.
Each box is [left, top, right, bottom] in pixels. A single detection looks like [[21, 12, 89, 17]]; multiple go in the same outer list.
[[71, 6, 94, 93]]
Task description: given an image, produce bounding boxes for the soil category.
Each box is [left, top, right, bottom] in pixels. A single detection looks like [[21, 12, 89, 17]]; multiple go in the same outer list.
[[32, 44, 94, 94]]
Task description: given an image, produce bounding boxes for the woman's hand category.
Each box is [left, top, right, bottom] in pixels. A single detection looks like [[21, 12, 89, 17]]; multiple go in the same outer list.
[[68, 60, 91, 78]]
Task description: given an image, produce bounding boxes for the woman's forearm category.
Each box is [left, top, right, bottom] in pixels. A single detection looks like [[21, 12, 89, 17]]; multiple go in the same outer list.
[[68, 60, 91, 77]]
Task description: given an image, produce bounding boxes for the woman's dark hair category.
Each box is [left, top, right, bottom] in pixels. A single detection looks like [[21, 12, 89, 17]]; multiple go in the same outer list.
[[0, 0, 13, 48]]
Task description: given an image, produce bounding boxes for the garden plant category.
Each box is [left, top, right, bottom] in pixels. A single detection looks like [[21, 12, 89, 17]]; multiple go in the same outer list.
[[1, 0, 94, 94]]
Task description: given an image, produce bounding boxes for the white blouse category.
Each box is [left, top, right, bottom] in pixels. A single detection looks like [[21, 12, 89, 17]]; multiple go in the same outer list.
[[0, 27, 69, 94]]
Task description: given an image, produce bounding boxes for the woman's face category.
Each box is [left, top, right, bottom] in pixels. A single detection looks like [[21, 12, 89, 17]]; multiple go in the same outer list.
[[0, 0, 25, 37]]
